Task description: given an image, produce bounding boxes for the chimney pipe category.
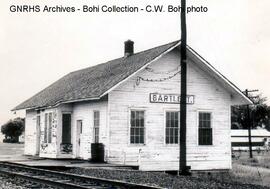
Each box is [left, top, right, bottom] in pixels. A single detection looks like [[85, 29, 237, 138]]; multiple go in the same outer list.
[[124, 40, 134, 57]]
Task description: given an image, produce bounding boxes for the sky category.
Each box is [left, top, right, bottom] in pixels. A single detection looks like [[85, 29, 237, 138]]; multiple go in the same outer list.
[[0, 0, 269, 126]]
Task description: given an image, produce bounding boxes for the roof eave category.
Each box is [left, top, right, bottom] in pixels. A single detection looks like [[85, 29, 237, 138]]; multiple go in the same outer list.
[[12, 96, 101, 111], [186, 45, 253, 105]]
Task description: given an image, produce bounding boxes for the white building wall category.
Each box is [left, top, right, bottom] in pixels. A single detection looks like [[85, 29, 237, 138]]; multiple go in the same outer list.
[[39, 108, 58, 158], [24, 109, 38, 155], [72, 100, 108, 160], [108, 49, 232, 171]]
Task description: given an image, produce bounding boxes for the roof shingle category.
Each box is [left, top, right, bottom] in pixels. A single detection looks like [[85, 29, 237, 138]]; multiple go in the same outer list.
[[13, 41, 179, 110]]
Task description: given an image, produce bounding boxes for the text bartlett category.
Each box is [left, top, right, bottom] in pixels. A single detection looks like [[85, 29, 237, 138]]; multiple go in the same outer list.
[[149, 93, 194, 104]]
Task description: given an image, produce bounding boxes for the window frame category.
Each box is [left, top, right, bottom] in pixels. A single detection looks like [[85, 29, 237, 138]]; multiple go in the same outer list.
[[197, 110, 214, 146], [44, 112, 53, 144], [76, 120, 83, 134], [129, 109, 146, 146], [93, 110, 100, 143], [164, 110, 180, 145]]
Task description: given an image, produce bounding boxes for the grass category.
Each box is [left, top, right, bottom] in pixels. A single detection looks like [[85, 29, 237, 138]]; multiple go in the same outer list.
[[233, 150, 270, 169], [198, 150, 270, 187]]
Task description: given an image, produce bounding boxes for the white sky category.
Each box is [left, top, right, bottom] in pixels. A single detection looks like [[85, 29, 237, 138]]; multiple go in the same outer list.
[[0, 0, 269, 126]]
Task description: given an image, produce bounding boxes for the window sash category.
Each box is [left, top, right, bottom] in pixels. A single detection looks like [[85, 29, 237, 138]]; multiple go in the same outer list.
[[44, 114, 48, 143], [198, 128, 212, 145], [165, 111, 179, 144], [130, 110, 145, 144], [93, 111, 100, 143], [77, 120, 83, 134], [44, 113, 52, 143], [48, 113, 52, 143], [198, 112, 212, 145]]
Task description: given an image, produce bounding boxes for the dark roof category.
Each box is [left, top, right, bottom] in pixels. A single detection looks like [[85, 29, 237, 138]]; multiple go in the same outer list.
[[13, 41, 179, 110]]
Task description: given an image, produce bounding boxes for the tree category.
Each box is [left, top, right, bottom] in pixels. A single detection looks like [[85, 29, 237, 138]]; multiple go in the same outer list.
[[1, 117, 25, 143], [231, 94, 270, 131]]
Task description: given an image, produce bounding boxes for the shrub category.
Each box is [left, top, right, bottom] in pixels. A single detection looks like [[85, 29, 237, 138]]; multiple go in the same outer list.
[[1, 118, 24, 143]]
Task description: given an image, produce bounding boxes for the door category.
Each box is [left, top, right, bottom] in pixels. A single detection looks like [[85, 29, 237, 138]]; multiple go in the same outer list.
[[76, 120, 83, 158], [36, 115, 41, 155]]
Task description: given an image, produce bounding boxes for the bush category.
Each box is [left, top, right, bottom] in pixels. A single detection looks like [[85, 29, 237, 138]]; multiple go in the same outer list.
[[3, 138, 18, 143], [1, 118, 24, 143]]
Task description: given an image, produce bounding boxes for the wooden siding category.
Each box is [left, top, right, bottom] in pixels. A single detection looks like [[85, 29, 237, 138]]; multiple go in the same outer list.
[[108, 49, 232, 171], [39, 108, 58, 158], [24, 109, 38, 155], [25, 107, 60, 158], [72, 101, 108, 160]]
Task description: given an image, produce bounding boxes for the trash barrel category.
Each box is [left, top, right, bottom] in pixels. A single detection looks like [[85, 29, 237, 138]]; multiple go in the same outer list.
[[91, 143, 104, 162]]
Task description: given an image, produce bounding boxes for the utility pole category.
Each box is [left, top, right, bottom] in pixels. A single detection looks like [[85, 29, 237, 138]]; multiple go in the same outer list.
[[244, 89, 258, 158], [179, 0, 190, 175]]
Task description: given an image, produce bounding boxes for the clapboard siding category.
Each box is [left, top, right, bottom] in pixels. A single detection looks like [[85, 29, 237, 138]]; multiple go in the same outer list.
[[39, 108, 58, 158], [24, 110, 38, 155], [72, 101, 108, 160], [108, 49, 232, 170]]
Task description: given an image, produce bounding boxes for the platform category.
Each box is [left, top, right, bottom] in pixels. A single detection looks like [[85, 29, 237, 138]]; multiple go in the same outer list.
[[7, 158, 137, 169], [0, 143, 137, 170]]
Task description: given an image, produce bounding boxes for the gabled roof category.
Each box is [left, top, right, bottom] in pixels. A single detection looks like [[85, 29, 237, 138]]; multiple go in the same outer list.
[[13, 41, 179, 110], [186, 46, 252, 105], [13, 40, 252, 111]]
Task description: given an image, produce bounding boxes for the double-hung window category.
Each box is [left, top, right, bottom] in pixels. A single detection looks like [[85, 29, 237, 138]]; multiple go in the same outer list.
[[44, 112, 52, 143], [166, 111, 179, 144], [130, 110, 145, 144], [198, 112, 212, 145], [93, 111, 100, 143]]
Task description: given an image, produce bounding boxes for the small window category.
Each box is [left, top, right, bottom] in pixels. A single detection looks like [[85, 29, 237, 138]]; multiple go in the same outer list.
[[44, 113, 52, 143], [198, 112, 212, 145], [166, 111, 179, 144], [93, 111, 100, 143], [77, 120, 83, 134], [130, 110, 145, 144]]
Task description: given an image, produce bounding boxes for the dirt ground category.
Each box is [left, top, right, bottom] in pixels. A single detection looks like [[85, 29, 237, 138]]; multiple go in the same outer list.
[[0, 143, 24, 160]]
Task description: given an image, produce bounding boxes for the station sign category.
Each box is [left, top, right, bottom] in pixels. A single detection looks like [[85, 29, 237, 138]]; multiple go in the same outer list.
[[149, 93, 194, 104]]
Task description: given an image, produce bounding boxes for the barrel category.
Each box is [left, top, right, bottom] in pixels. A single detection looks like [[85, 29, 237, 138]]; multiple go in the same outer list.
[[91, 143, 104, 162]]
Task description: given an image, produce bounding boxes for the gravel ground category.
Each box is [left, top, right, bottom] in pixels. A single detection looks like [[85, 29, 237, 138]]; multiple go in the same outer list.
[[67, 168, 270, 189], [0, 175, 56, 189]]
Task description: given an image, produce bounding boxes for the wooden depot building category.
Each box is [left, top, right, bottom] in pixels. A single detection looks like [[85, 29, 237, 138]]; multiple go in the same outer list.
[[13, 40, 252, 171]]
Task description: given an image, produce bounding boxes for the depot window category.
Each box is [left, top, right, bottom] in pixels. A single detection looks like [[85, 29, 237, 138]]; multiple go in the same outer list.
[[198, 112, 212, 145], [93, 111, 100, 143], [166, 111, 179, 144], [44, 112, 52, 143], [130, 110, 145, 144]]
